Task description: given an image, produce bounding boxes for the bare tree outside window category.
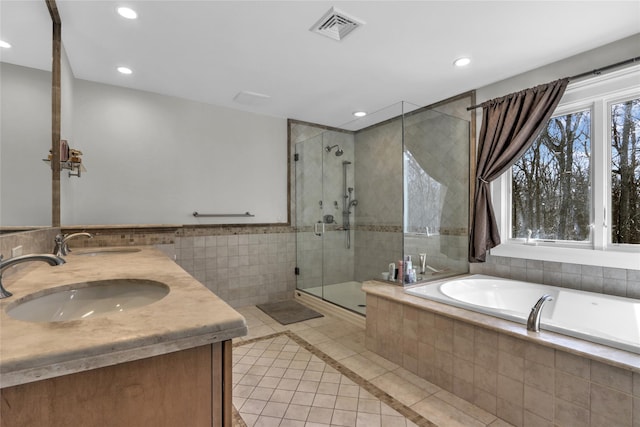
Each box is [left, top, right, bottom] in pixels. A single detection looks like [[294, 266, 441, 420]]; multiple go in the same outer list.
[[611, 98, 640, 244], [512, 110, 591, 241]]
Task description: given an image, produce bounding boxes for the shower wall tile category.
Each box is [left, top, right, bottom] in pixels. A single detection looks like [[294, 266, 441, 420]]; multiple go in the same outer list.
[[470, 254, 639, 299], [404, 234, 469, 276], [354, 120, 403, 227], [175, 230, 296, 307], [354, 230, 402, 282]]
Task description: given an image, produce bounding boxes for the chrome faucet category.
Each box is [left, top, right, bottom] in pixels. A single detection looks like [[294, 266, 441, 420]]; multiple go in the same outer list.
[[0, 254, 66, 298], [53, 232, 93, 256], [527, 294, 553, 332]]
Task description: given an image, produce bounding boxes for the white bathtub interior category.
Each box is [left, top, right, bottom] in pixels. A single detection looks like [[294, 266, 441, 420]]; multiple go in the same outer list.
[[405, 274, 640, 354]]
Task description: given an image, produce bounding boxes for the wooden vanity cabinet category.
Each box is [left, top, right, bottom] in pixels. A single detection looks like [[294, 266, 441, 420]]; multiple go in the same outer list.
[[0, 340, 233, 427]]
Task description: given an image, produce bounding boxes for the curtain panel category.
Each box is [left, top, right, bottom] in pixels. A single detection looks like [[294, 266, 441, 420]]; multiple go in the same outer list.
[[469, 78, 569, 262]]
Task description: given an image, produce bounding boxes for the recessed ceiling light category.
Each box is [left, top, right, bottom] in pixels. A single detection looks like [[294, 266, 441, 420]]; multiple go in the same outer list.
[[353, 111, 367, 117], [117, 66, 133, 75], [117, 7, 138, 19], [454, 57, 471, 67], [0, 40, 12, 49]]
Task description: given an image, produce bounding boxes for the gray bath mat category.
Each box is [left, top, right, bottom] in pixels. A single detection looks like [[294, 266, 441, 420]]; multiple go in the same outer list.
[[256, 300, 323, 325]]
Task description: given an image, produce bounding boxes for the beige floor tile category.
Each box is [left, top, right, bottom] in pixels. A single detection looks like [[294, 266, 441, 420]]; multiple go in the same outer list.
[[307, 406, 333, 423], [283, 403, 311, 421], [317, 381, 340, 395], [239, 412, 258, 427], [332, 408, 358, 426], [391, 366, 441, 395], [269, 389, 294, 404], [294, 328, 332, 344], [359, 350, 402, 371], [358, 398, 381, 414], [411, 395, 486, 427], [380, 414, 408, 426], [339, 353, 390, 380], [253, 415, 281, 427], [335, 396, 359, 411], [434, 389, 498, 425], [338, 383, 361, 398], [291, 390, 315, 406], [369, 372, 431, 407], [312, 393, 337, 408], [260, 401, 288, 418], [334, 332, 368, 354], [357, 412, 382, 427], [240, 398, 268, 415], [314, 340, 358, 360], [278, 420, 305, 427]]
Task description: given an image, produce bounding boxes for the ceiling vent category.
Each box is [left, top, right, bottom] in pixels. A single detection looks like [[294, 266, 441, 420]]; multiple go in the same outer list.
[[233, 91, 271, 106], [310, 7, 364, 41]]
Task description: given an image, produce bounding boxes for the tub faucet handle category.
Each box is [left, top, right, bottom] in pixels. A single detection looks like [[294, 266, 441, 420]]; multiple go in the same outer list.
[[527, 294, 553, 332]]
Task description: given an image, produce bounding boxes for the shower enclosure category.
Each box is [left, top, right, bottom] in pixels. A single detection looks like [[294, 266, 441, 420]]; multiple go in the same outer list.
[[292, 98, 472, 315]]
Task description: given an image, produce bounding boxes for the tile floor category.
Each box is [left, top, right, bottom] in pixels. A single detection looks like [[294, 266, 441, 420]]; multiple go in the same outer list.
[[232, 305, 514, 427]]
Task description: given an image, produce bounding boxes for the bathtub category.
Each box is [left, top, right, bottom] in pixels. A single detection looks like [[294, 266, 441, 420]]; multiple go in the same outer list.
[[405, 274, 640, 354]]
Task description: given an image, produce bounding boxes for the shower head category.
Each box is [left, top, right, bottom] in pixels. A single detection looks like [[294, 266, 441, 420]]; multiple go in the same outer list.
[[325, 145, 344, 156]]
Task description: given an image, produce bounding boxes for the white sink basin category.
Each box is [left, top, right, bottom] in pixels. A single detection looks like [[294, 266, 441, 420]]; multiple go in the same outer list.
[[6, 279, 170, 322], [74, 248, 141, 256]]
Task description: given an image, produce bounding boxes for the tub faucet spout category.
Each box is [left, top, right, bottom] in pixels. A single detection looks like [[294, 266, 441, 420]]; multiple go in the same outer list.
[[527, 294, 553, 332], [0, 254, 66, 298]]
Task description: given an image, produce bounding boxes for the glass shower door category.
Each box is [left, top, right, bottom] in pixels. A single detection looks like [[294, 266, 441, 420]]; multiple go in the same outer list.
[[294, 135, 325, 299], [295, 129, 364, 314]]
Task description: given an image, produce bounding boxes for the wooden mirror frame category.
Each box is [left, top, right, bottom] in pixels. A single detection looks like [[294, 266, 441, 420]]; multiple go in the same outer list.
[[46, 0, 61, 227]]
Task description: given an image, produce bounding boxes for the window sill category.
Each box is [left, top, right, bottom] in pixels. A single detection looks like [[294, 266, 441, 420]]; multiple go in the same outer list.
[[489, 243, 640, 270]]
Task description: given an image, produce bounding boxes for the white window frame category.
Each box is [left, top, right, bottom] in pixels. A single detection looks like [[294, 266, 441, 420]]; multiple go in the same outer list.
[[490, 65, 640, 269]]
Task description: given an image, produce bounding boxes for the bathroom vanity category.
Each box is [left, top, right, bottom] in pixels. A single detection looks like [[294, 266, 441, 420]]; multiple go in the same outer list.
[[0, 246, 247, 427]]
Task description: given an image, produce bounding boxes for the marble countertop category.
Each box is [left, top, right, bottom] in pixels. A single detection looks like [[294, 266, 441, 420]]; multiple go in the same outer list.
[[363, 279, 640, 373], [0, 246, 247, 388]]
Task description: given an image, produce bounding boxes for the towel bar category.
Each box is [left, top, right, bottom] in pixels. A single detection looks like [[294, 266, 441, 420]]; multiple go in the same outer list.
[[192, 211, 254, 217]]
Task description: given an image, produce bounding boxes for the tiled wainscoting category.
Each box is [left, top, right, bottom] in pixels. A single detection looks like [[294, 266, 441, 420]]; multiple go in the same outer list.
[[364, 286, 639, 427], [471, 254, 640, 299], [173, 231, 296, 307], [59, 225, 297, 308]]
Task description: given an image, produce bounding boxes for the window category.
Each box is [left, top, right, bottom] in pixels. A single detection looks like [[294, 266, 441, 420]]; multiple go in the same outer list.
[[512, 109, 592, 243], [491, 65, 640, 268], [611, 98, 640, 244]]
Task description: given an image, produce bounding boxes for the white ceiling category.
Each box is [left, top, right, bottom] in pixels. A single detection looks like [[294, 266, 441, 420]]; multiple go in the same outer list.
[[2, 1, 639, 129]]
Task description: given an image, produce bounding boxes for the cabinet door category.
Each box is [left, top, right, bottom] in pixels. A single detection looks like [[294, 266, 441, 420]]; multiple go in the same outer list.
[[0, 343, 224, 427]]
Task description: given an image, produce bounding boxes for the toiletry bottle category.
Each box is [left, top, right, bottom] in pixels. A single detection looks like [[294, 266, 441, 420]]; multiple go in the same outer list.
[[397, 260, 403, 284], [389, 262, 396, 281], [404, 255, 412, 284], [405, 255, 412, 273]]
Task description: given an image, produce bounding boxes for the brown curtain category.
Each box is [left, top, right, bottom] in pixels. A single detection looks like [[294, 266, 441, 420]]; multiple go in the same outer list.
[[469, 78, 569, 262]]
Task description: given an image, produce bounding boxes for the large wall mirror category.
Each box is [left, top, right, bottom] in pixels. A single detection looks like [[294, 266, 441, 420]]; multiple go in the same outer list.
[[0, 1, 53, 230], [2, 1, 289, 231]]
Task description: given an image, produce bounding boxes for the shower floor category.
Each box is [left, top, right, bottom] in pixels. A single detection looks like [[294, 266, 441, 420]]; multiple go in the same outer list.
[[301, 281, 366, 315]]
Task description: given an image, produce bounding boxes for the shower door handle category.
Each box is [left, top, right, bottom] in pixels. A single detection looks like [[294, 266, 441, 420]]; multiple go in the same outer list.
[[314, 221, 325, 237]]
